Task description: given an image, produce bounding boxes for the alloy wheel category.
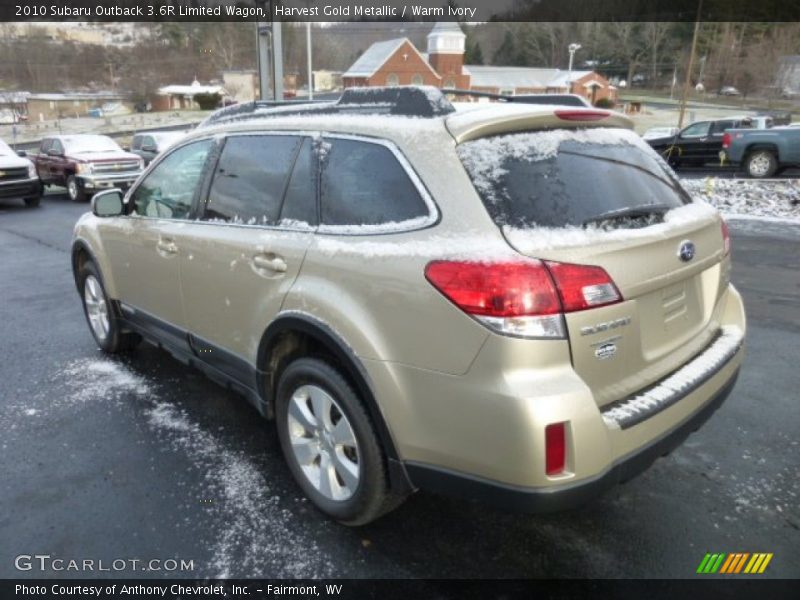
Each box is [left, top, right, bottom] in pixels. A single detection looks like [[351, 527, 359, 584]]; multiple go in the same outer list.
[[286, 384, 360, 501]]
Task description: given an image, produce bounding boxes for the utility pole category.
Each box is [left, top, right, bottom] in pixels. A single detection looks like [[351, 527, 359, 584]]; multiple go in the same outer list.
[[273, 20, 284, 100], [567, 43, 581, 94], [678, 0, 703, 128], [256, 19, 272, 101], [306, 22, 313, 100]]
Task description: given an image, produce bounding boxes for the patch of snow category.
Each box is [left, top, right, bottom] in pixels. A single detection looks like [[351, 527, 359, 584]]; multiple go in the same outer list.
[[145, 401, 335, 578], [602, 325, 743, 429], [316, 215, 433, 235], [24, 408, 38, 416], [314, 230, 517, 260], [504, 201, 718, 253], [681, 178, 800, 221], [56, 358, 151, 406]]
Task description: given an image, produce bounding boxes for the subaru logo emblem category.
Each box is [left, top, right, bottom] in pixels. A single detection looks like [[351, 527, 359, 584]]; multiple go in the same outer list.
[[678, 240, 696, 262]]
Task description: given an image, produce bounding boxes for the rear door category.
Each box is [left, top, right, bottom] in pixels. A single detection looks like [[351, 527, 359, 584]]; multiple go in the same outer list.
[[708, 120, 736, 163], [178, 133, 317, 376], [457, 128, 727, 407], [675, 121, 711, 163]]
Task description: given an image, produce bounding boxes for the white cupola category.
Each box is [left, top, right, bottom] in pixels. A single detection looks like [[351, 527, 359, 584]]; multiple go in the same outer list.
[[426, 22, 466, 55]]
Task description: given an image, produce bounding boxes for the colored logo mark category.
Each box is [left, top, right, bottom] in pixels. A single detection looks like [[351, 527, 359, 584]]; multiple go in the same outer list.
[[696, 552, 773, 574]]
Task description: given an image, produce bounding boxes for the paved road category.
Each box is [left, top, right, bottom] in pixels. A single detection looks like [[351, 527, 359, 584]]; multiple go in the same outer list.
[[0, 192, 798, 579]]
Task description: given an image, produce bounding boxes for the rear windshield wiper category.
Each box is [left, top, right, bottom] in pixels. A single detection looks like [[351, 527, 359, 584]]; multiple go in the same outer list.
[[583, 203, 673, 226]]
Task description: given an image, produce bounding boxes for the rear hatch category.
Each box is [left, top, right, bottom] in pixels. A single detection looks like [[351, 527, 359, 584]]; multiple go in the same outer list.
[[457, 125, 729, 407]]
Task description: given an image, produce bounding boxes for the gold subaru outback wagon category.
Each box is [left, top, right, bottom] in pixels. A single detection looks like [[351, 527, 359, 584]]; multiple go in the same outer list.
[[72, 87, 745, 525]]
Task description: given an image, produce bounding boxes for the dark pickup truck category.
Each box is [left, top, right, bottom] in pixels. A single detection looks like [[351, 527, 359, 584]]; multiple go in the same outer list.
[[32, 134, 144, 202], [722, 126, 800, 178]]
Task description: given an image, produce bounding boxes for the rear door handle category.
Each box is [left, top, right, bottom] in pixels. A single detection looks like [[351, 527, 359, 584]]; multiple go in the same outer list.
[[157, 238, 178, 255], [252, 254, 287, 273]]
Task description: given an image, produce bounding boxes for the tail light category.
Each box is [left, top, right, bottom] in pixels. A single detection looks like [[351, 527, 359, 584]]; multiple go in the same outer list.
[[722, 132, 732, 149], [554, 109, 609, 121], [721, 219, 731, 256], [545, 422, 567, 476], [424, 260, 621, 339]]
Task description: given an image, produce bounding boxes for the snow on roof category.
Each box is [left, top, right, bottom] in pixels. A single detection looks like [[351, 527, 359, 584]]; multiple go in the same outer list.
[[343, 38, 408, 78], [465, 66, 594, 90], [158, 83, 226, 96], [27, 92, 126, 101], [427, 22, 465, 37]]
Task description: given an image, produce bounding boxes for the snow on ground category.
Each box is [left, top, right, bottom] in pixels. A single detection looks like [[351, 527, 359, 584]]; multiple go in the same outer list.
[[7, 356, 334, 578], [145, 401, 335, 578], [681, 178, 800, 221]]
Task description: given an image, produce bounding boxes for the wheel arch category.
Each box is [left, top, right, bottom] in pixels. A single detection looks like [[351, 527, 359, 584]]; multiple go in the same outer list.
[[743, 143, 779, 157], [257, 312, 401, 462]]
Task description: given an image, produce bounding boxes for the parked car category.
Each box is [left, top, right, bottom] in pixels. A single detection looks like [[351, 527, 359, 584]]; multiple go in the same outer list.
[[719, 86, 741, 96], [130, 131, 188, 166], [642, 126, 679, 141], [722, 125, 800, 177], [71, 87, 745, 524], [0, 138, 42, 207], [31, 135, 143, 202], [0, 108, 26, 124], [646, 117, 755, 167]]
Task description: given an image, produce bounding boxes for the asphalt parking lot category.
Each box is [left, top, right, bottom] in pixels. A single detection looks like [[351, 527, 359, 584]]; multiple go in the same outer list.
[[0, 190, 798, 579]]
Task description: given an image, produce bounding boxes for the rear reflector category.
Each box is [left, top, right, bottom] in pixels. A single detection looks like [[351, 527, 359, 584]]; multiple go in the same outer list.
[[722, 132, 732, 149], [545, 423, 567, 476], [554, 109, 609, 121], [721, 220, 731, 255], [425, 260, 622, 339]]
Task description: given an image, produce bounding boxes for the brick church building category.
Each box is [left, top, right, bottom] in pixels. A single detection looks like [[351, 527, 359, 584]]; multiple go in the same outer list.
[[343, 23, 617, 106]]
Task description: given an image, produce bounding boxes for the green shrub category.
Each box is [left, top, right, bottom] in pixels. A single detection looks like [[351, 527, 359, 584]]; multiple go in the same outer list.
[[594, 97, 615, 109]]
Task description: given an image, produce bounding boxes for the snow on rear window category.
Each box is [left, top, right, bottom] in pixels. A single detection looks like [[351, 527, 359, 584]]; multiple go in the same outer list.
[[457, 127, 693, 233]]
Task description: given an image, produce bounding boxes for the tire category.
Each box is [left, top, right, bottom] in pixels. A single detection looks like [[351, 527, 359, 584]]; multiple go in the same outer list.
[[66, 175, 87, 203], [275, 357, 400, 525], [78, 261, 141, 353], [24, 196, 41, 208], [745, 150, 778, 178]]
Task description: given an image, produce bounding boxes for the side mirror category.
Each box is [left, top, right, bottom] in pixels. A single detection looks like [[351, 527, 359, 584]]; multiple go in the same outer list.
[[142, 144, 157, 153], [47, 149, 63, 157], [16, 150, 27, 157], [122, 145, 131, 152], [92, 189, 125, 218]]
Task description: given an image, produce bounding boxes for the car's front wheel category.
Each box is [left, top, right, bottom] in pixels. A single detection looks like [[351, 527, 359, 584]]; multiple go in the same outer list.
[[275, 357, 400, 525], [79, 261, 141, 353], [66, 175, 87, 203], [745, 150, 778, 178]]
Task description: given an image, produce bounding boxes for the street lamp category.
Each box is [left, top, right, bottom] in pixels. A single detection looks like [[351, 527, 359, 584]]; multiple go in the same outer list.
[[567, 43, 582, 94]]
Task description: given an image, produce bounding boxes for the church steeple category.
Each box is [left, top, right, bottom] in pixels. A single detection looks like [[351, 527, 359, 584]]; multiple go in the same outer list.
[[426, 22, 466, 81]]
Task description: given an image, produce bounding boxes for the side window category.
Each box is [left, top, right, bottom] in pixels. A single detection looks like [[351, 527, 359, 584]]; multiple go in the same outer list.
[[279, 137, 318, 226], [710, 120, 734, 135], [51, 140, 64, 155], [131, 139, 213, 219], [319, 138, 429, 228], [204, 135, 301, 225], [40, 139, 52, 154], [143, 136, 156, 149], [680, 122, 710, 138], [131, 135, 142, 151]]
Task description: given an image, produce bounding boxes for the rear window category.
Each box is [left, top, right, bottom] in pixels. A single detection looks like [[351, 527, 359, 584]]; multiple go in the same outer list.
[[457, 128, 690, 230]]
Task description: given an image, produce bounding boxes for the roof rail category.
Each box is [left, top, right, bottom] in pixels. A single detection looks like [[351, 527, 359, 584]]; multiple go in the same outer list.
[[198, 86, 455, 128]]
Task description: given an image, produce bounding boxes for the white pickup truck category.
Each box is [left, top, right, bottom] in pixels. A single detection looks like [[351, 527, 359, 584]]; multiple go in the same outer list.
[[0, 139, 42, 208]]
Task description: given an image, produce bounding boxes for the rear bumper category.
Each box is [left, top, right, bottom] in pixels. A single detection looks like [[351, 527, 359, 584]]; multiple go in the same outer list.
[[0, 177, 41, 199], [406, 367, 739, 513]]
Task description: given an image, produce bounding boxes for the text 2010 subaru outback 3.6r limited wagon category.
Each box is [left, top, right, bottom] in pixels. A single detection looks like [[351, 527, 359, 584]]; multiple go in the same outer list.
[[72, 88, 745, 525]]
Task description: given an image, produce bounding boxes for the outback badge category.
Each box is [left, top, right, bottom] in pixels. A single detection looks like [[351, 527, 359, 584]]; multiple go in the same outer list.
[[678, 240, 696, 262]]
